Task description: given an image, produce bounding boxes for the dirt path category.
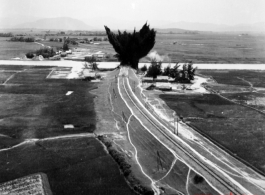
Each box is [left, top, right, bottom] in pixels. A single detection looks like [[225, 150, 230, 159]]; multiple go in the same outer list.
[[237, 77, 254, 88]]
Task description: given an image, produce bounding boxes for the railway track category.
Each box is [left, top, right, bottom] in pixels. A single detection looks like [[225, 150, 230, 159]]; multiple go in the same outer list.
[[119, 74, 247, 195]]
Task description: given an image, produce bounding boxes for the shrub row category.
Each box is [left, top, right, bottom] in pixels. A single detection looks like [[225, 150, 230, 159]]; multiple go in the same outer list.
[[10, 37, 35, 42], [26, 48, 56, 59], [98, 135, 154, 195]]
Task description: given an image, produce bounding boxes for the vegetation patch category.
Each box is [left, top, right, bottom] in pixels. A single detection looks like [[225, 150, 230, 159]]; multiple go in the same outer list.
[[98, 135, 154, 195], [198, 69, 265, 88], [160, 93, 265, 174], [0, 137, 135, 195], [0, 66, 97, 148]]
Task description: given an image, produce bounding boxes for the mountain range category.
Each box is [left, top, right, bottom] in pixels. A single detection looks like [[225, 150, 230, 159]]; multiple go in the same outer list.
[[158, 21, 265, 32], [15, 17, 92, 30], [0, 16, 264, 32]]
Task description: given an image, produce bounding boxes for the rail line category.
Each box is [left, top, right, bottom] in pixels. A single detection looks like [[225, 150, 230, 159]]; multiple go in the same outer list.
[[119, 74, 246, 195]]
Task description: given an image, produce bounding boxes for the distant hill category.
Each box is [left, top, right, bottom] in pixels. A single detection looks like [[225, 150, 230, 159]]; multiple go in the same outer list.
[[155, 28, 198, 34], [14, 17, 93, 30], [0, 15, 41, 28], [159, 21, 265, 32]]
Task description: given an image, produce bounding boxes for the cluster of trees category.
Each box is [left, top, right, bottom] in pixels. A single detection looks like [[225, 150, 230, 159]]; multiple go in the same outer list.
[[143, 60, 196, 83], [105, 23, 156, 69], [26, 47, 56, 59], [10, 37, 35, 42], [50, 38, 63, 42], [64, 38, 78, 45], [85, 56, 98, 71], [0, 32, 13, 37], [93, 37, 108, 41], [67, 31, 107, 36]]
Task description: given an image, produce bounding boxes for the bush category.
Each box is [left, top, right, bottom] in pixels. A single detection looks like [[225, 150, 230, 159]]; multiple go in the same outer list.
[[162, 64, 171, 76], [193, 174, 204, 184], [140, 65, 147, 72], [0, 32, 13, 37], [10, 36, 34, 42], [63, 42, 69, 51], [26, 52, 34, 59], [26, 47, 56, 59]]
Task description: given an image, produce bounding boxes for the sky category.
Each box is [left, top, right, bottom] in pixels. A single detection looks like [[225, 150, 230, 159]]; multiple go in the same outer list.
[[1, 0, 265, 29]]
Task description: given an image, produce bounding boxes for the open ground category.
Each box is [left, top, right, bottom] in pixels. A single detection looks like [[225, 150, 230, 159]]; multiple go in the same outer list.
[[0, 65, 135, 195], [1, 31, 265, 64]]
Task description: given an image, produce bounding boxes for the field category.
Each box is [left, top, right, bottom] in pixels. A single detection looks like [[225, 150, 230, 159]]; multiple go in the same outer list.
[[1, 32, 265, 64], [159, 93, 265, 174], [0, 65, 135, 195], [153, 33, 265, 63], [197, 69, 265, 88], [46, 33, 265, 64], [197, 69, 265, 110], [0, 66, 96, 147], [0, 37, 42, 59], [0, 136, 135, 195]]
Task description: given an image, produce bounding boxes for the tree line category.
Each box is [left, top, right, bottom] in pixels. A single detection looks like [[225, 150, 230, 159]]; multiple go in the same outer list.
[[26, 47, 56, 59], [9, 37, 35, 42], [0, 33, 13, 37], [142, 60, 196, 83]]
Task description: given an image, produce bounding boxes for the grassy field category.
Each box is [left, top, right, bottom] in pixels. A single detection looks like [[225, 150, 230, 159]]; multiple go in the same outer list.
[[0, 37, 42, 59], [198, 69, 265, 111], [0, 66, 97, 147], [76, 33, 265, 64], [160, 93, 265, 174], [222, 92, 265, 111], [38, 40, 63, 48], [153, 33, 265, 63], [1, 32, 265, 64], [0, 65, 135, 195], [0, 137, 135, 195], [198, 69, 265, 88]]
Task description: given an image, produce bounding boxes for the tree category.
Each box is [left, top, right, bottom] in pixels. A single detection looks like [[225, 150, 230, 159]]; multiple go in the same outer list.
[[104, 23, 156, 69], [85, 56, 98, 71], [186, 62, 197, 80], [170, 64, 181, 81], [146, 58, 162, 82], [165, 62, 196, 83], [162, 64, 171, 76], [181, 62, 196, 81], [140, 65, 147, 72], [63, 42, 69, 51]]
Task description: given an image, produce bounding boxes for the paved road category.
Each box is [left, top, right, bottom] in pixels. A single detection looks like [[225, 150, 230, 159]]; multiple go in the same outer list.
[[117, 67, 265, 195]]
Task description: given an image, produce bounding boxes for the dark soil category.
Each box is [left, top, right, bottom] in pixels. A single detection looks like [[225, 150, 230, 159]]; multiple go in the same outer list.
[[160, 93, 265, 174]]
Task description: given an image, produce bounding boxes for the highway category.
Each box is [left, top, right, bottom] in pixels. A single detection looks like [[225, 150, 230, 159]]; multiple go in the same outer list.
[[117, 67, 265, 195]]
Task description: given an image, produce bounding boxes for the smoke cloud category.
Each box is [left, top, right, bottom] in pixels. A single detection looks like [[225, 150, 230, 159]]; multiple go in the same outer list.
[[147, 51, 171, 62]]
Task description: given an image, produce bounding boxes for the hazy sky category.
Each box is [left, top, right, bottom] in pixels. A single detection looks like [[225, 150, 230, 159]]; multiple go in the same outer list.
[[1, 0, 265, 27]]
